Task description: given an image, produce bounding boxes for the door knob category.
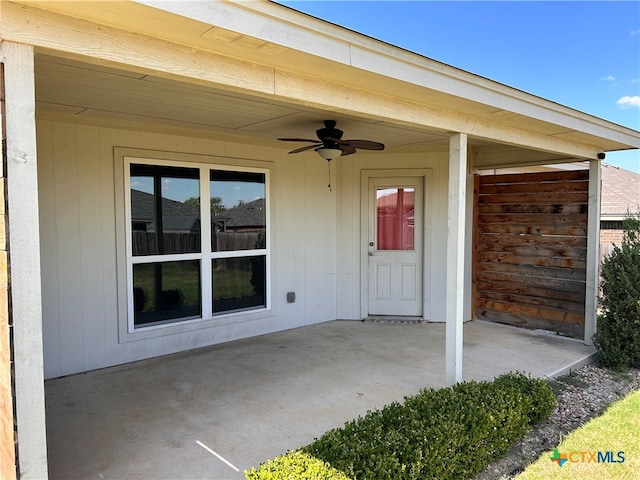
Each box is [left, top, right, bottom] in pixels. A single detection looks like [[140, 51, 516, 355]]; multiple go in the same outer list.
[[368, 251, 374, 256]]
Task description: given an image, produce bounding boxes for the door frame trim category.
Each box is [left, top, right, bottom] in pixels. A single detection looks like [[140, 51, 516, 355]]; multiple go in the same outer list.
[[360, 169, 433, 319]]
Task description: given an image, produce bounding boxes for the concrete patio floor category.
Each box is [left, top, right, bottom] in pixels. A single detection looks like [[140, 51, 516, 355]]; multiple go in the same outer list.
[[45, 320, 596, 480]]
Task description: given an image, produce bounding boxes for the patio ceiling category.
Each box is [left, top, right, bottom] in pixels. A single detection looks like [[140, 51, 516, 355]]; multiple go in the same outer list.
[[34, 53, 482, 154], [34, 52, 600, 169]]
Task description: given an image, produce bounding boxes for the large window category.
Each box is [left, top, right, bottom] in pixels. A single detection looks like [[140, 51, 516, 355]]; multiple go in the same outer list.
[[126, 160, 268, 330]]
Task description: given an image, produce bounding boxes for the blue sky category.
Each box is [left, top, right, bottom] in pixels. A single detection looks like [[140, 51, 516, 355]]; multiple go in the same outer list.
[[277, 1, 640, 173], [132, 176, 264, 206]]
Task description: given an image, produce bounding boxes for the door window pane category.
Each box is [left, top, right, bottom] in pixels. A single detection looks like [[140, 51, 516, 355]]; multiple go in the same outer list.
[[376, 187, 415, 250], [211, 170, 266, 252], [212, 256, 266, 314], [130, 164, 200, 255], [133, 260, 201, 326]]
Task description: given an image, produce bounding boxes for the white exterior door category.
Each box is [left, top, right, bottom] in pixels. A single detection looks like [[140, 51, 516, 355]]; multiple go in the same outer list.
[[368, 177, 423, 316]]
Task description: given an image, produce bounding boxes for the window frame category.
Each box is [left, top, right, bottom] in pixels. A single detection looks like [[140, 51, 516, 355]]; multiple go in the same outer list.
[[123, 155, 271, 334]]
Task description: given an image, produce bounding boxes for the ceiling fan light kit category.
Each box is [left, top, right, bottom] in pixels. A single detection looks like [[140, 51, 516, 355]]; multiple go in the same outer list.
[[315, 147, 343, 160], [278, 120, 385, 161]]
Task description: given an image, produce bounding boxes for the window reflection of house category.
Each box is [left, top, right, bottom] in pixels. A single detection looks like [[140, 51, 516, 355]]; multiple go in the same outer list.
[[130, 189, 201, 256], [212, 198, 266, 251], [215, 198, 265, 232]]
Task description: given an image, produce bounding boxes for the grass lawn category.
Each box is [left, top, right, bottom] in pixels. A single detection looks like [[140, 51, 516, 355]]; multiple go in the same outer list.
[[516, 389, 640, 479]]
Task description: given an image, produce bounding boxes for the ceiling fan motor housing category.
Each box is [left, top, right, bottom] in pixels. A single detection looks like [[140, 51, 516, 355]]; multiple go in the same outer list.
[[317, 120, 343, 147]]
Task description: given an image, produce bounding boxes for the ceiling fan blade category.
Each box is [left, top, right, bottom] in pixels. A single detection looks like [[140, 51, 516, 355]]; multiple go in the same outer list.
[[344, 140, 385, 150], [339, 145, 357, 156], [278, 137, 319, 143], [288, 144, 321, 154]]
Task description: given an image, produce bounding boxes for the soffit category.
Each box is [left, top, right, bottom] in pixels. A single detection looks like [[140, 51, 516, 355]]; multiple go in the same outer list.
[[34, 53, 456, 151]]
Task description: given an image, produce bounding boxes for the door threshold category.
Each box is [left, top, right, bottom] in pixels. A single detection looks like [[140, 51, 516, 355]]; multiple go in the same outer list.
[[364, 316, 425, 325]]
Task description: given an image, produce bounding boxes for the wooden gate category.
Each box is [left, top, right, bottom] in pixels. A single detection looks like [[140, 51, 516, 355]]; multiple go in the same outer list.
[[473, 170, 589, 337]]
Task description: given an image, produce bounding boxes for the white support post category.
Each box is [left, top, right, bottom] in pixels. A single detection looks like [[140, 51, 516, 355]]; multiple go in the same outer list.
[[1, 42, 48, 479], [446, 133, 467, 385], [584, 159, 602, 345]]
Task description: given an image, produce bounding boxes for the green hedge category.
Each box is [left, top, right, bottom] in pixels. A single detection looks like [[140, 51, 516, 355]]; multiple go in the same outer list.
[[245, 372, 555, 480]]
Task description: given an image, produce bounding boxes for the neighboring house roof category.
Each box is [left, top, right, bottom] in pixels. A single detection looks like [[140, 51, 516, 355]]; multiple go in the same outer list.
[[130, 189, 200, 232], [132, 189, 266, 232], [376, 190, 415, 209], [601, 163, 640, 219], [216, 198, 266, 229]]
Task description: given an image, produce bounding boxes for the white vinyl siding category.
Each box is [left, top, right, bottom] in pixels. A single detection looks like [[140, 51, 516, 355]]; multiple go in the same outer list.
[[37, 121, 452, 380]]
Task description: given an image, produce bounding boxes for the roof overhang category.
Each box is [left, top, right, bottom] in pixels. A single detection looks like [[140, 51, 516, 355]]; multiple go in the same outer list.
[[2, 0, 638, 168]]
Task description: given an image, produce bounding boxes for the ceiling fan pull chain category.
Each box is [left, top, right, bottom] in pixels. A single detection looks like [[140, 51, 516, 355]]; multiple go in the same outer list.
[[328, 161, 332, 191]]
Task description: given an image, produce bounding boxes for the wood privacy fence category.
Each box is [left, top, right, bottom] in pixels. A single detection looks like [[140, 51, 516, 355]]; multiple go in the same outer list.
[[132, 231, 263, 255], [473, 170, 590, 338]]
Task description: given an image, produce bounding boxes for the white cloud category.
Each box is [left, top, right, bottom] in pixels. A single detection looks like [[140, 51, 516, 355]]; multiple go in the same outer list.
[[630, 29, 640, 36], [600, 75, 618, 86], [616, 96, 640, 108]]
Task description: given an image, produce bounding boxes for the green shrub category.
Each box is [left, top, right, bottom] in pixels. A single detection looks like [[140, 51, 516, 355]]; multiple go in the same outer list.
[[300, 372, 555, 480], [492, 371, 556, 425], [244, 450, 352, 480], [593, 212, 640, 369]]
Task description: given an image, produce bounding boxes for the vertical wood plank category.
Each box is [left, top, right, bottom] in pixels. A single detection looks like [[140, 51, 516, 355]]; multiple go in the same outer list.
[[105, 137, 127, 366], [1, 41, 49, 479], [0, 169, 16, 480], [471, 174, 479, 320], [446, 133, 467, 385], [0, 182, 6, 251], [0, 314, 14, 480], [36, 121, 62, 378], [52, 122, 84, 375], [0, 61, 15, 480], [77, 125, 108, 370], [584, 160, 601, 345]]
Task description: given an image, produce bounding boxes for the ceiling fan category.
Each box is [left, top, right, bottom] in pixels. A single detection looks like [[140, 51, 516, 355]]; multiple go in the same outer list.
[[278, 120, 385, 161]]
